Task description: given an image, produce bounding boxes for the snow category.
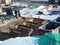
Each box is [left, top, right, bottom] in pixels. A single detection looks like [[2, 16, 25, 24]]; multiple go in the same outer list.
[[36, 5, 46, 12], [20, 5, 47, 15], [11, 2, 28, 7], [20, 5, 60, 21], [0, 37, 39, 45], [21, 13, 59, 21], [0, 41, 3, 43], [20, 8, 30, 15], [52, 6, 60, 11], [20, 5, 51, 15], [12, 2, 20, 6], [32, 14, 59, 21], [30, 9, 39, 15], [20, 8, 39, 15]]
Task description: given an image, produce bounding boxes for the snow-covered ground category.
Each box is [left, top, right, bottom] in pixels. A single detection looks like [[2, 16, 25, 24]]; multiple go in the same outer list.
[[0, 37, 39, 45], [32, 15, 59, 21], [11, 2, 29, 7], [20, 5, 60, 21]]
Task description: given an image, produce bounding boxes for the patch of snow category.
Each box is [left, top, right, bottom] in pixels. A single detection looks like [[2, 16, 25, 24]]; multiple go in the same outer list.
[[32, 15, 59, 21], [29, 9, 39, 15], [0, 37, 39, 45], [0, 41, 3, 44], [52, 6, 60, 11], [11, 2, 28, 7], [20, 8, 39, 16], [20, 5, 60, 21], [36, 5, 46, 12]]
